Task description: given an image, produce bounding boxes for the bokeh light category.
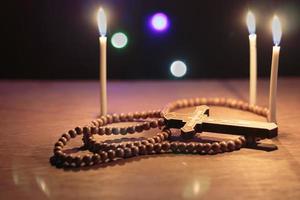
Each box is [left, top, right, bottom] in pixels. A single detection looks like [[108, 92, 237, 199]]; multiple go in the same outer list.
[[111, 32, 128, 49], [150, 13, 169, 32], [170, 60, 187, 78]]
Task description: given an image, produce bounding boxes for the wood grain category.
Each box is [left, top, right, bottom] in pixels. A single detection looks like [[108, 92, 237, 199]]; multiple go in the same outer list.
[[0, 78, 300, 200]]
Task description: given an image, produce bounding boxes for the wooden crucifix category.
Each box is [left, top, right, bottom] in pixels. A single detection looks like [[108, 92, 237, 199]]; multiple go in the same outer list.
[[164, 105, 278, 142]]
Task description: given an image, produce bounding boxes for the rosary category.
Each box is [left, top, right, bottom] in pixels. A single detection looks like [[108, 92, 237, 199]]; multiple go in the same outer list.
[[50, 97, 278, 168]]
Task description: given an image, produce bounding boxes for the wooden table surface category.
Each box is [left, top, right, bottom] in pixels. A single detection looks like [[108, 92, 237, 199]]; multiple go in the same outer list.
[[1, 78, 300, 200]]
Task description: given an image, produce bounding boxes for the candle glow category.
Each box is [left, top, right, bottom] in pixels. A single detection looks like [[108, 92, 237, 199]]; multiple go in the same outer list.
[[272, 16, 282, 46], [246, 11, 256, 35], [97, 8, 107, 36]]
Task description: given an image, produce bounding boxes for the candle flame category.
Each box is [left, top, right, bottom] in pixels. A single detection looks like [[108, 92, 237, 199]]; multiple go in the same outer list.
[[272, 16, 282, 46], [246, 11, 256, 34], [97, 7, 107, 36]]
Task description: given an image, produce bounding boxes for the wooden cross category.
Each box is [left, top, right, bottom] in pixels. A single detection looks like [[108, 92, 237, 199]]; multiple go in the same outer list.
[[164, 105, 278, 140]]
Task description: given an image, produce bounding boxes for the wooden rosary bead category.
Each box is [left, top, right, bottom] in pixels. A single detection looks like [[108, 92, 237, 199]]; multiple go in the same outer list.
[[100, 116, 108, 125], [97, 119, 104, 126], [62, 133, 71, 141], [148, 138, 155, 144], [225, 99, 233, 107], [91, 120, 99, 127], [73, 155, 82, 167], [153, 136, 161, 143], [141, 140, 149, 145], [126, 113, 134, 121], [82, 155, 92, 165], [229, 99, 237, 108], [83, 126, 90, 134], [262, 108, 269, 117], [117, 143, 126, 149], [108, 144, 117, 151], [91, 127, 98, 134], [162, 132, 170, 140], [178, 142, 187, 153], [59, 137, 67, 145], [207, 97, 214, 105], [187, 99, 195, 107], [150, 120, 158, 128], [105, 127, 112, 135], [162, 142, 170, 151], [211, 142, 221, 153], [200, 98, 207, 105], [112, 114, 120, 123], [213, 97, 220, 106], [138, 145, 147, 155], [170, 142, 178, 152], [98, 127, 105, 135], [108, 150, 116, 160], [131, 146, 139, 156], [119, 113, 126, 122], [140, 111, 147, 119], [182, 99, 189, 107], [193, 98, 201, 106], [219, 141, 227, 152], [75, 127, 83, 135], [239, 137, 246, 146], [116, 148, 125, 158], [53, 146, 62, 153], [203, 143, 212, 153], [135, 124, 144, 133], [241, 102, 249, 111], [124, 148, 132, 158], [157, 133, 165, 141], [236, 100, 244, 109], [218, 98, 226, 106], [195, 143, 203, 153], [142, 122, 151, 130], [146, 143, 154, 153], [133, 141, 141, 146], [227, 141, 236, 151], [100, 151, 108, 162], [106, 115, 113, 124], [154, 143, 162, 153], [234, 139, 242, 149], [66, 155, 73, 164], [120, 127, 127, 135], [92, 153, 101, 164], [55, 141, 64, 147], [127, 126, 135, 134], [133, 112, 141, 119], [158, 118, 165, 127], [112, 127, 120, 135], [187, 143, 195, 153], [68, 129, 77, 138], [126, 143, 133, 148]]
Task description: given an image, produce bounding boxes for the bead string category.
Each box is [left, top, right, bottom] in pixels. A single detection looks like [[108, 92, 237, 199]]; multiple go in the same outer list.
[[50, 97, 269, 168]]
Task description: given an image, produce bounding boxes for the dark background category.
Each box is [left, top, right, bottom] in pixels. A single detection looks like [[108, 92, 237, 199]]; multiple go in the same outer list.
[[3, 0, 300, 79]]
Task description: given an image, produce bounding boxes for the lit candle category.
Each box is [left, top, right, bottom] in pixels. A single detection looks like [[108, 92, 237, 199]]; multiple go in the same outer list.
[[246, 11, 257, 105], [268, 16, 282, 123], [97, 8, 107, 116]]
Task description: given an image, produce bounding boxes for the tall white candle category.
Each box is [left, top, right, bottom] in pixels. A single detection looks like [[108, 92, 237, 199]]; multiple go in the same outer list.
[[246, 11, 257, 105], [97, 8, 108, 116], [268, 16, 282, 123]]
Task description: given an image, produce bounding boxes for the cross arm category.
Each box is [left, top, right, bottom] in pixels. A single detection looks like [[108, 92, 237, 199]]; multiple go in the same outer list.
[[197, 118, 278, 139]]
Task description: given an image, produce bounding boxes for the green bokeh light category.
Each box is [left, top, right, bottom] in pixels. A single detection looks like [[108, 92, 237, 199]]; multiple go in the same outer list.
[[111, 32, 128, 49]]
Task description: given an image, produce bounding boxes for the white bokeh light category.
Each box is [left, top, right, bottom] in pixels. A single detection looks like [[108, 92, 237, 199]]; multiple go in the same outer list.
[[111, 32, 128, 49], [170, 60, 187, 78]]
